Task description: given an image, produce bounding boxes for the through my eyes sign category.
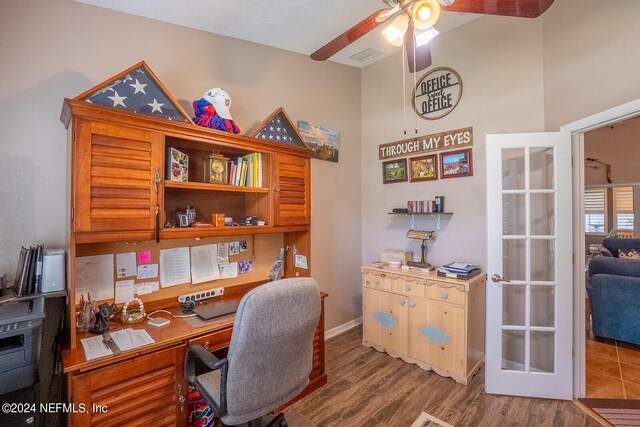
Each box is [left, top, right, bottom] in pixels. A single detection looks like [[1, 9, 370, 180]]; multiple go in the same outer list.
[[378, 127, 473, 160]]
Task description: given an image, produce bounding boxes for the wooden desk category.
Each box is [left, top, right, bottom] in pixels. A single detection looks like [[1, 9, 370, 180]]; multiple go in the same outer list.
[[63, 289, 327, 426]]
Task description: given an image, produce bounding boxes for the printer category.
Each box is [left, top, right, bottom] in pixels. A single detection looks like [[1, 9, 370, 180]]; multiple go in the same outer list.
[[0, 297, 44, 395]]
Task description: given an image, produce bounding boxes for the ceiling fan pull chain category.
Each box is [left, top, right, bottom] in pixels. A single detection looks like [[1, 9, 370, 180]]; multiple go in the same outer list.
[[413, 40, 418, 134], [402, 37, 407, 135]]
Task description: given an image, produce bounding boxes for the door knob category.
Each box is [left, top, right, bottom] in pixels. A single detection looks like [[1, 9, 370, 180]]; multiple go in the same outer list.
[[491, 274, 510, 283]]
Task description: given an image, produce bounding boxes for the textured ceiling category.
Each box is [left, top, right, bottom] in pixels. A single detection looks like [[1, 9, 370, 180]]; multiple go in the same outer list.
[[74, 0, 479, 68]]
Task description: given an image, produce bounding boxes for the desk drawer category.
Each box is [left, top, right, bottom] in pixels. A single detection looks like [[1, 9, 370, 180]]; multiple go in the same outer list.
[[189, 327, 233, 352], [363, 270, 392, 290], [426, 281, 466, 306], [392, 276, 425, 298]]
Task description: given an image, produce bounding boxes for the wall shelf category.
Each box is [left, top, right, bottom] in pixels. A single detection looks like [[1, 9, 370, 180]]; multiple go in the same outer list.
[[388, 212, 453, 230]]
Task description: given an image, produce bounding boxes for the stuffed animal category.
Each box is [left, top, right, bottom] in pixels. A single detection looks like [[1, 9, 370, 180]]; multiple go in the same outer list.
[[192, 88, 240, 134]]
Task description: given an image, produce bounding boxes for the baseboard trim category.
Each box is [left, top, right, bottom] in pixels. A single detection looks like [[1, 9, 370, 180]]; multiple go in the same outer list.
[[325, 317, 362, 341]]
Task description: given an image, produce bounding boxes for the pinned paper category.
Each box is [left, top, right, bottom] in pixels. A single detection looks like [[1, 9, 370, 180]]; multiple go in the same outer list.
[[76, 254, 114, 304], [240, 241, 247, 252], [230, 241, 240, 255], [115, 280, 135, 304], [135, 283, 154, 295], [218, 243, 229, 263], [190, 244, 220, 284], [238, 260, 252, 274], [295, 254, 308, 269], [137, 264, 158, 279], [159, 247, 191, 287], [116, 252, 137, 278], [138, 250, 152, 265], [219, 262, 238, 279]]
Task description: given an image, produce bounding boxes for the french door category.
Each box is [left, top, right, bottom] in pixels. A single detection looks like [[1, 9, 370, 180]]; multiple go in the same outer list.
[[485, 132, 573, 399]]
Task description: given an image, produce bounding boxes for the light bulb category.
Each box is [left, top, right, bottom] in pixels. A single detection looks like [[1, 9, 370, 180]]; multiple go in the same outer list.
[[412, 0, 440, 31], [382, 14, 409, 47]]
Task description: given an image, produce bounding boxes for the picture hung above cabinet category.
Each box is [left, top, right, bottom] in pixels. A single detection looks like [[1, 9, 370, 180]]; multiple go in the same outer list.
[[75, 60, 193, 123], [297, 120, 340, 163]]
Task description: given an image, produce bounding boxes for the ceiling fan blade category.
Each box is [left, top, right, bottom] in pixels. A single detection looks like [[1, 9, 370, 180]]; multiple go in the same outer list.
[[442, 0, 555, 18], [311, 8, 392, 61], [405, 25, 432, 73]]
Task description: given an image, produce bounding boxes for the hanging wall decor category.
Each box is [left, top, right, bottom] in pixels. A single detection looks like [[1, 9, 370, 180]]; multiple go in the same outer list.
[[412, 67, 463, 121], [440, 148, 473, 179], [297, 120, 340, 162], [382, 159, 408, 184], [247, 107, 309, 148]]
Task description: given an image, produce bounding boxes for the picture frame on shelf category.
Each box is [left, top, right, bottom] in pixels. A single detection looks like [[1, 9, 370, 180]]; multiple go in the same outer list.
[[409, 154, 438, 182], [382, 159, 408, 184], [440, 148, 473, 179]]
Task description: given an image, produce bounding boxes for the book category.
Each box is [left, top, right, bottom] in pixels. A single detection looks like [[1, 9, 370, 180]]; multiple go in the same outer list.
[[34, 245, 44, 293], [401, 264, 435, 273], [15, 247, 33, 296], [26, 247, 38, 294], [165, 147, 188, 182], [14, 246, 28, 295], [437, 268, 481, 280], [442, 262, 480, 274]]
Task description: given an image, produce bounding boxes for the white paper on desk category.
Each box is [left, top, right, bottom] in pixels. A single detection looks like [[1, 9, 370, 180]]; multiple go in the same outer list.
[[116, 252, 137, 278], [219, 262, 238, 279], [76, 254, 114, 304], [110, 328, 155, 352], [217, 243, 229, 263], [190, 244, 220, 284], [137, 263, 158, 279], [81, 335, 113, 361], [115, 280, 135, 303], [160, 247, 191, 287]]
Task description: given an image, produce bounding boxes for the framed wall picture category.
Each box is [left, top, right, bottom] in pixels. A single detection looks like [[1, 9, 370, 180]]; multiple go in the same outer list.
[[382, 159, 408, 184], [440, 148, 473, 179], [409, 154, 438, 182]]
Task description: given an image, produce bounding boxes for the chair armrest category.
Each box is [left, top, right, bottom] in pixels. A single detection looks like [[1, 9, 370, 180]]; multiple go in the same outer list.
[[589, 256, 640, 278], [188, 344, 227, 370]]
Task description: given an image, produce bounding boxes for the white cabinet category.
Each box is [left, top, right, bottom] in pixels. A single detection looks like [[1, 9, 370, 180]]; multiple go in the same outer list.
[[362, 266, 485, 385]]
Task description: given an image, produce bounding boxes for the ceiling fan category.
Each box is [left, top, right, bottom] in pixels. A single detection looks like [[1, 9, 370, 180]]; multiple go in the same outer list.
[[311, 0, 555, 73]]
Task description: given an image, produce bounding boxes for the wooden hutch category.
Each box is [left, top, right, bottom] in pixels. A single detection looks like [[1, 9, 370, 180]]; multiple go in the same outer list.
[[60, 96, 324, 426]]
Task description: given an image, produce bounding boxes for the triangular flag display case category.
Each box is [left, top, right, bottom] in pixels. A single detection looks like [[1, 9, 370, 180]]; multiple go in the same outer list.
[[247, 107, 309, 148], [74, 61, 193, 124]]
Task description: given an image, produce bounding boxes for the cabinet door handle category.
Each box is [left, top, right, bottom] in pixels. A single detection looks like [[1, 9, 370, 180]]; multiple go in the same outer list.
[[405, 285, 411, 292], [409, 300, 416, 308], [154, 167, 161, 194], [177, 384, 185, 413], [442, 291, 448, 300], [274, 182, 280, 199]]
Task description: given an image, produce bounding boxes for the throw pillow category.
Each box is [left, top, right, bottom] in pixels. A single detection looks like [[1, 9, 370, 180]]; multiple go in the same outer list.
[[618, 249, 640, 259]]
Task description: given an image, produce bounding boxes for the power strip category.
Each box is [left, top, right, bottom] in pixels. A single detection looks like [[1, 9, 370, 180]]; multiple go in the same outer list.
[[178, 286, 224, 303]]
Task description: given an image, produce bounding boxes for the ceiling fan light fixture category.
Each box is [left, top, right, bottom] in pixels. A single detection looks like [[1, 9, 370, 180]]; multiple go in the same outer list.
[[414, 27, 439, 46], [382, 13, 409, 46], [413, 0, 440, 31]]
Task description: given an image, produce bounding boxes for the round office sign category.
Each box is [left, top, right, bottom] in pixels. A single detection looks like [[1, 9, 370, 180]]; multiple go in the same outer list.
[[412, 67, 463, 120]]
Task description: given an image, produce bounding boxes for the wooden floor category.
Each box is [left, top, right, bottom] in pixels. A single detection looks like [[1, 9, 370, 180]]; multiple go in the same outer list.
[[292, 327, 599, 427]]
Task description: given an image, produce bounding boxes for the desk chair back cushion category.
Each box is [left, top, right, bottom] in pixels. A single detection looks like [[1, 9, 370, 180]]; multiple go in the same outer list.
[[225, 278, 320, 424]]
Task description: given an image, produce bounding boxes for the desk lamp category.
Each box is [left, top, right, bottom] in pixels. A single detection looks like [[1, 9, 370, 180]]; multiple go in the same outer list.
[[406, 230, 435, 268]]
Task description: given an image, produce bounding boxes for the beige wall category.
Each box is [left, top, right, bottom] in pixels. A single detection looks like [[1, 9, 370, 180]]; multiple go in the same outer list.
[[585, 118, 640, 185], [361, 15, 545, 276], [0, 0, 362, 330]]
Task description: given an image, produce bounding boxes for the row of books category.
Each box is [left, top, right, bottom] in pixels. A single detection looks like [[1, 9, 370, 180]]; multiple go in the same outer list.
[[14, 245, 44, 296], [228, 152, 262, 187]]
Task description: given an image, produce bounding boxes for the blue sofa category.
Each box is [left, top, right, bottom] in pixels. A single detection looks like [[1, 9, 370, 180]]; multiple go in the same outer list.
[[587, 237, 640, 344]]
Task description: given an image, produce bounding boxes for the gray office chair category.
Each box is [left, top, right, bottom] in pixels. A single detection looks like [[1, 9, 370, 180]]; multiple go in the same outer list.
[[185, 277, 321, 426]]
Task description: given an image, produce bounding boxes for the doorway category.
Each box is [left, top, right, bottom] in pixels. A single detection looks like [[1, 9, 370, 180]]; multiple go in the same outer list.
[[562, 98, 640, 398]]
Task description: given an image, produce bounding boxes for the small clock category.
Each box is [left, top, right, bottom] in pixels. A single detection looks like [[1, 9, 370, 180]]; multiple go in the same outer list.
[[204, 151, 229, 184]]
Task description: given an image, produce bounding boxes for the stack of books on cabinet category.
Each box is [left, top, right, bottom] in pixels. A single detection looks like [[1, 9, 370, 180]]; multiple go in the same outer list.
[[229, 152, 262, 187], [438, 262, 481, 280]]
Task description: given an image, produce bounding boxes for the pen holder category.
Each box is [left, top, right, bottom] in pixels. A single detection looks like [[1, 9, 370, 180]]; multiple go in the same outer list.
[[121, 298, 146, 323], [76, 301, 96, 332]]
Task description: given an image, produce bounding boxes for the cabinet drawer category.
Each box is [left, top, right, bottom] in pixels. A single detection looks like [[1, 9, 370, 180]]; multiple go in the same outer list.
[[189, 327, 233, 352], [392, 276, 425, 298], [426, 281, 466, 306], [363, 271, 392, 290]]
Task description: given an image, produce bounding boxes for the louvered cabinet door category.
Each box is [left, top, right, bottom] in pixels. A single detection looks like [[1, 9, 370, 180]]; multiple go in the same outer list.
[[74, 119, 163, 233], [273, 154, 310, 225], [68, 345, 187, 427]]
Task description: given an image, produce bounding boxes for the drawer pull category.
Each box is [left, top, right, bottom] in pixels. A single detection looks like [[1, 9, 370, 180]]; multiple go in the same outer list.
[[442, 292, 448, 300], [400, 299, 406, 306], [405, 285, 411, 292], [374, 279, 380, 285], [381, 273, 386, 278], [203, 341, 210, 350], [409, 300, 416, 308]]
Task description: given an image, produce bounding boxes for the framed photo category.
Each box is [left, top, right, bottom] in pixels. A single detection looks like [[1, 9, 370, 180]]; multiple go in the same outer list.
[[409, 154, 438, 182], [382, 159, 408, 184], [440, 148, 473, 179]]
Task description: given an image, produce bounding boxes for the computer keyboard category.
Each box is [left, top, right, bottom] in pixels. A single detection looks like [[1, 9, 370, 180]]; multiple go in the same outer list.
[[193, 300, 239, 320]]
